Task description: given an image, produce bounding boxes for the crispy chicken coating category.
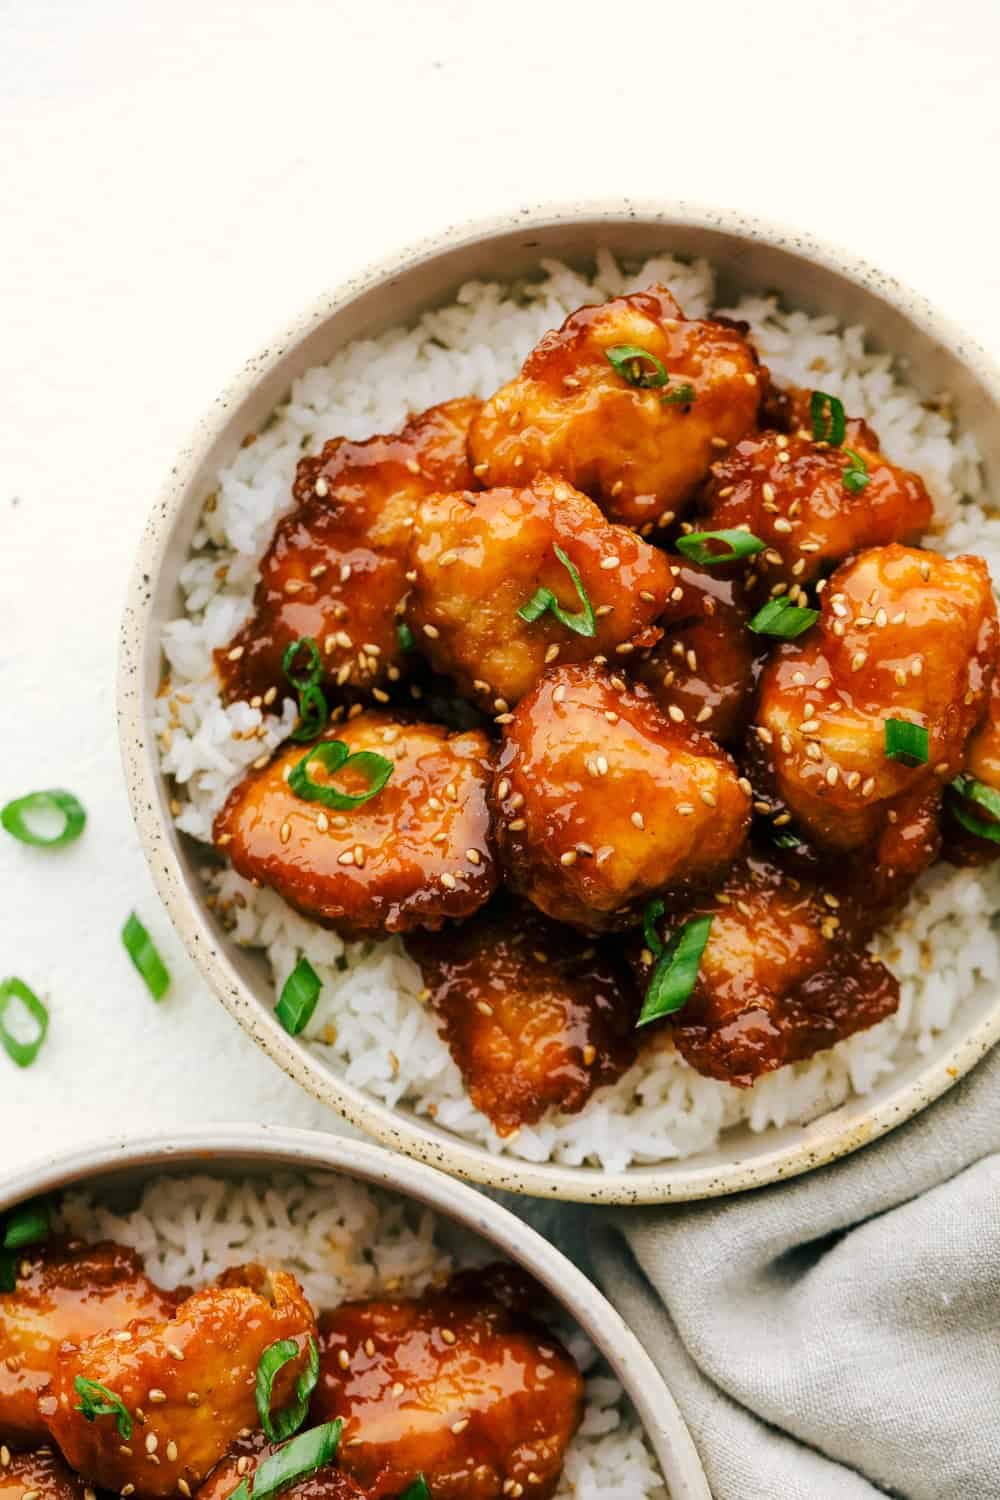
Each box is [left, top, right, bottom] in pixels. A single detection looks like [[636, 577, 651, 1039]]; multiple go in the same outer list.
[[195, 1429, 366, 1500], [311, 1267, 582, 1500], [406, 475, 671, 706], [217, 399, 480, 704], [492, 664, 751, 932], [0, 1446, 91, 1500], [698, 393, 932, 592], [213, 715, 497, 938], [44, 1270, 316, 1499], [468, 286, 762, 531], [405, 898, 639, 1135], [755, 545, 997, 851], [631, 557, 759, 743], [0, 1239, 178, 1449], [635, 850, 899, 1086]]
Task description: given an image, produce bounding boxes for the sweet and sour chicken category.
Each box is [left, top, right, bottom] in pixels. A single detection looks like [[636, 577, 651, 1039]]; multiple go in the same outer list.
[[206, 275, 1000, 1112]]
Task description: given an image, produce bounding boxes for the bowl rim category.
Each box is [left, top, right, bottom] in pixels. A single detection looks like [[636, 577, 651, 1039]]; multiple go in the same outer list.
[[118, 196, 1000, 1205], [0, 1124, 711, 1500]]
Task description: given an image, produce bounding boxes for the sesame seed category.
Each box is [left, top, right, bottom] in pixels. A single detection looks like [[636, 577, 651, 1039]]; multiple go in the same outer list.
[[560, 850, 578, 866], [773, 518, 793, 534], [582, 1044, 597, 1065], [186, 1393, 200, 1407], [711, 436, 728, 450], [509, 818, 526, 831], [738, 777, 753, 795], [466, 849, 482, 865], [441, 1328, 457, 1345], [677, 803, 695, 816], [476, 1000, 493, 1017], [340, 564, 352, 582], [756, 726, 773, 745], [227, 645, 244, 661], [440, 872, 457, 889], [826, 766, 839, 786], [122, 1489, 135, 1498], [146, 1435, 158, 1455], [391, 1382, 405, 1397], [148, 1389, 167, 1404], [544, 644, 560, 664], [337, 1349, 351, 1369], [279, 820, 291, 844], [178, 1481, 192, 1497], [934, 761, 950, 776], [668, 704, 685, 723], [806, 743, 823, 761], [695, 705, 712, 723], [451, 1419, 470, 1434], [315, 477, 329, 496], [911, 658, 923, 677], [862, 777, 876, 797], [337, 850, 355, 866], [920, 560, 931, 581], [600, 555, 620, 571], [631, 811, 645, 829], [422, 624, 440, 640], [700, 789, 717, 806], [851, 651, 867, 672], [553, 684, 567, 703]]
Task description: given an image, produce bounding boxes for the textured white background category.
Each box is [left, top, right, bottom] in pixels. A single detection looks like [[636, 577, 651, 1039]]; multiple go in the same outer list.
[[2, 0, 999, 1175]]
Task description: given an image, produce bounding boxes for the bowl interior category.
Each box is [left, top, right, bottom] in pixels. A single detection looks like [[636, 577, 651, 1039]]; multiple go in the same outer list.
[[120, 205, 1000, 1203], [0, 1127, 711, 1500]]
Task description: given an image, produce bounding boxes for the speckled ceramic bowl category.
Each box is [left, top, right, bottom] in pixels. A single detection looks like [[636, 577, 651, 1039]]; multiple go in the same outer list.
[[0, 1126, 709, 1499], [119, 202, 1000, 1204]]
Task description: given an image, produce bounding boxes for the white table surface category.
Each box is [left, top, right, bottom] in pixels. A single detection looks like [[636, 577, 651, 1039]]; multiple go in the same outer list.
[[2, 0, 999, 1181]]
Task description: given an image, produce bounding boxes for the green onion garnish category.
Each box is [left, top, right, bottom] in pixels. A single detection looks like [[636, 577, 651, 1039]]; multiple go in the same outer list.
[[256, 1335, 319, 1443], [397, 622, 415, 652], [0, 978, 49, 1068], [121, 914, 170, 1000], [638, 915, 714, 1026], [399, 1479, 431, 1500], [227, 1420, 343, 1500], [289, 741, 394, 811], [275, 957, 322, 1037], [282, 637, 328, 743], [605, 344, 670, 389], [949, 774, 1000, 842], [884, 719, 928, 767], [661, 383, 697, 406], [810, 390, 846, 446], [0, 1197, 50, 1291], [676, 529, 765, 566], [842, 447, 871, 494], [772, 827, 804, 849], [642, 897, 665, 957], [517, 546, 596, 638], [74, 1377, 133, 1440], [1, 789, 86, 848], [748, 598, 819, 639]]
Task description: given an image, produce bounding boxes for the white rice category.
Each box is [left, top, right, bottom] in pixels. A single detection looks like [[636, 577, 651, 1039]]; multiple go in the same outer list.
[[55, 1172, 667, 1500], [156, 250, 1000, 1171]]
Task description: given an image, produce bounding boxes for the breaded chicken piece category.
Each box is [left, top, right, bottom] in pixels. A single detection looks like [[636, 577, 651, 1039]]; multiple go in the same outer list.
[[213, 715, 497, 938], [195, 1429, 366, 1500], [0, 1239, 178, 1449], [312, 1268, 582, 1500], [44, 1270, 315, 1500], [492, 664, 751, 932], [635, 850, 899, 1086], [754, 546, 997, 851], [217, 398, 480, 704], [631, 556, 758, 743], [405, 898, 639, 1136], [468, 286, 762, 531], [698, 392, 932, 592], [0, 1446, 91, 1500], [406, 475, 672, 707]]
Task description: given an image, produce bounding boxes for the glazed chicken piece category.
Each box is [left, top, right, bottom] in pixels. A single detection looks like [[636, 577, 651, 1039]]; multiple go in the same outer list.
[[468, 285, 762, 531], [217, 398, 480, 704], [698, 392, 932, 592], [0, 1238, 178, 1449], [0, 1446, 92, 1500], [405, 898, 639, 1136], [196, 1429, 366, 1500], [944, 668, 1000, 862], [213, 714, 497, 938], [631, 556, 759, 743], [492, 663, 751, 932], [311, 1267, 583, 1500], [406, 475, 672, 707], [754, 545, 997, 851], [44, 1269, 316, 1500], [636, 850, 899, 1087]]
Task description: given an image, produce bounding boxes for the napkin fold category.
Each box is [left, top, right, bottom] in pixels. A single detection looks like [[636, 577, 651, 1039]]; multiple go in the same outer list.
[[590, 1047, 1000, 1499]]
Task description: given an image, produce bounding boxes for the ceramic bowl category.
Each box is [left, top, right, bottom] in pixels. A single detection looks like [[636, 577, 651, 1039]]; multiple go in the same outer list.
[[0, 1126, 709, 1499], [119, 201, 1000, 1203]]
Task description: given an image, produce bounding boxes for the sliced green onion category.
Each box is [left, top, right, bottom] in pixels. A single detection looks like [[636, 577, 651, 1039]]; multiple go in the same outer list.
[[0, 1255, 14, 1293], [3, 1197, 50, 1251], [810, 390, 846, 446], [748, 598, 819, 639], [275, 958, 321, 1037], [397, 622, 416, 652], [0, 978, 49, 1068], [1, 789, 86, 848], [842, 447, 871, 494], [289, 741, 394, 811], [256, 1335, 319, 1443], [121, 914, 170, 1000], [605, 344, 669, 389], [282, 637, 323, 692], [642, 897, 665, 957], [283, 637, 328, 742], [949, 774, 1000, 842], [399, 1479, 431, 1500], [661, 383, 697, 406], [74, 1377, 133, 1440], [884, 719, 928, 767], [517, 546, 596, 638], [289, 683, 328, 744], [228, 1420, 343, 1500], [638, 915, 713, 1026], [676, 529, 765, 566], [772, 827, 804, 849]]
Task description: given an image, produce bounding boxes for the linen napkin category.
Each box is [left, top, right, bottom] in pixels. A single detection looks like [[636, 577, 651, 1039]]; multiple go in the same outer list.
[[590, 1045, 1000, 1499]]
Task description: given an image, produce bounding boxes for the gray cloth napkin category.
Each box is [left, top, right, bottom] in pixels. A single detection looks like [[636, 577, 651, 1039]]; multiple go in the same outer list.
[[590, 1046, 1000, 1499]]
